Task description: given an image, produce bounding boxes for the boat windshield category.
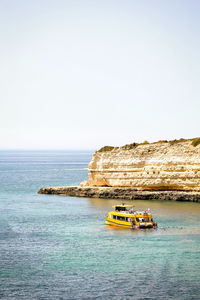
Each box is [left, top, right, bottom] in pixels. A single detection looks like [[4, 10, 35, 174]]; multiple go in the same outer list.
[[115, 206, 127, 212]]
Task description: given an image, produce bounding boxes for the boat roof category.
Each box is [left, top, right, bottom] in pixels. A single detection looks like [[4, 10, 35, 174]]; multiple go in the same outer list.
[[111, 210, 152, 216], [112, 205, 134, 208], [110, 205, 152, 215]]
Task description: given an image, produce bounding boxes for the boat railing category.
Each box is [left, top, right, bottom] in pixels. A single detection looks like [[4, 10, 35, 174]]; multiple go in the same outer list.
[[113, 210, 152, 216]]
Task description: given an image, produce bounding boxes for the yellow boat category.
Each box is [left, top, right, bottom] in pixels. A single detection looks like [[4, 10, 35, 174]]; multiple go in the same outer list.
[[105, 204, 157, 229]]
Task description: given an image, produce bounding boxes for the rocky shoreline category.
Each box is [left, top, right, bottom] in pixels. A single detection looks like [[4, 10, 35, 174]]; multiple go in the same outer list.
[[38, 186, 200, 202]]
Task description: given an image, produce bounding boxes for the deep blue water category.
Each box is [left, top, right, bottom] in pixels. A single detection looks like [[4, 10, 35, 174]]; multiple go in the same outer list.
[[0, 150, 200, 299]]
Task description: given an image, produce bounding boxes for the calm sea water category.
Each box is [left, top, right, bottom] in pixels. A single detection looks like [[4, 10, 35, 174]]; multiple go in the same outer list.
[[0, 150, 200, 300]]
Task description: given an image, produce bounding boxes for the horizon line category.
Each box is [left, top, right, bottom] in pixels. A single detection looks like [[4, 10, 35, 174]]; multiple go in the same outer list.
[[0, 148, 96, 151]]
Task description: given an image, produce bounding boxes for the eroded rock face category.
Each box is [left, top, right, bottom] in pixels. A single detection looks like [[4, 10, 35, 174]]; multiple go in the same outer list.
[[88, 141, 200, 191]]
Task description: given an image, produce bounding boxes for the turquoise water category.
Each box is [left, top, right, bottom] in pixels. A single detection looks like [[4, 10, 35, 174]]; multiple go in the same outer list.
[[0, 151, 200, 299]]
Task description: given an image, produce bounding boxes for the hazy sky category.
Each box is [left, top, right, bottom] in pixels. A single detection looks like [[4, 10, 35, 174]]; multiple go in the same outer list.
[[1, 0, 200, 150]]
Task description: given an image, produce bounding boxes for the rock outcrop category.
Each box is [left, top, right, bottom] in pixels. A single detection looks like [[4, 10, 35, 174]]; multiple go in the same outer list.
[[88, 140, 200, 191], [38, 186, 200, 202]]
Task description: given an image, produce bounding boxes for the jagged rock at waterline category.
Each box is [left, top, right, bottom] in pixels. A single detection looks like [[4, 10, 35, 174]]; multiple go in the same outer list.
[[38, 186, 200, 202]]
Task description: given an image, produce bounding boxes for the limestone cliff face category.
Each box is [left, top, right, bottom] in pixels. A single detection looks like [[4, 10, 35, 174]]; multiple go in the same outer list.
[[88, 141, 200, 191]]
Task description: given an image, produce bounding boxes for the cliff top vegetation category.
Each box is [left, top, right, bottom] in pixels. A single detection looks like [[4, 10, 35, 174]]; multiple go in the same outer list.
[[97, 137, 200, 152]]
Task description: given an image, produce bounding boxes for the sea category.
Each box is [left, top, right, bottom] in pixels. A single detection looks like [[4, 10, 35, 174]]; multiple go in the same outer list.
[[0, 150, 200, 300]]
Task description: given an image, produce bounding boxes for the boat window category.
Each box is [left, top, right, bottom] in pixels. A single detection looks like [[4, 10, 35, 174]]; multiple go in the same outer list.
[[117, 216, 126, 221], [113, 215, 116, 219]]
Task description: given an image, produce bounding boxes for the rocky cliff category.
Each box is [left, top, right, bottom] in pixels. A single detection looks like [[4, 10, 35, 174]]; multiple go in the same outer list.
[[88, 139, 200, 191]]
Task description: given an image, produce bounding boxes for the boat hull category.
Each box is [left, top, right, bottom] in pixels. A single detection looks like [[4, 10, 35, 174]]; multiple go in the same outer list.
[[105, 218, 132, 228], [105, 217, 156, 229]]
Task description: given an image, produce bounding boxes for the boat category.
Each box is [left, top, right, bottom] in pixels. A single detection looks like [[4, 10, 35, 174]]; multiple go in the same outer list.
[[105, 204, 157, 229]]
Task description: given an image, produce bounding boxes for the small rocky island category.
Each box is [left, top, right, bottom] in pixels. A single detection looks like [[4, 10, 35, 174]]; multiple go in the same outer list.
[[38, 138, 200, 202]]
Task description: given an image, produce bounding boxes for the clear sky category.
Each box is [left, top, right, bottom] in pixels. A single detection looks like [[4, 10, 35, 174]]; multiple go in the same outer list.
[[0, 0, 200, 150]]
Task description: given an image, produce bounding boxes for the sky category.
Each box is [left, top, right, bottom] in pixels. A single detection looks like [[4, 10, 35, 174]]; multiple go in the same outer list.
[[0, 0, 200, 150]]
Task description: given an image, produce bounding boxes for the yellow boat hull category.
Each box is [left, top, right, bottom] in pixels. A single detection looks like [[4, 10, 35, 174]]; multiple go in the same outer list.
[[105, 217, 133, 228], [105, 217, 156, 229]]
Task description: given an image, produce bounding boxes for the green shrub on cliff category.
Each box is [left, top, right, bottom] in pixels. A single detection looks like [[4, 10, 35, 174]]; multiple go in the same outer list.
[[122, 142, 138, 150], [169, 138, 186, 145], [142, 140, 149, 145], [122, 141, 149, 149], [98, 146, 115, 152], [154, 140, 168, 144], [192, 138, 200, 147]]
